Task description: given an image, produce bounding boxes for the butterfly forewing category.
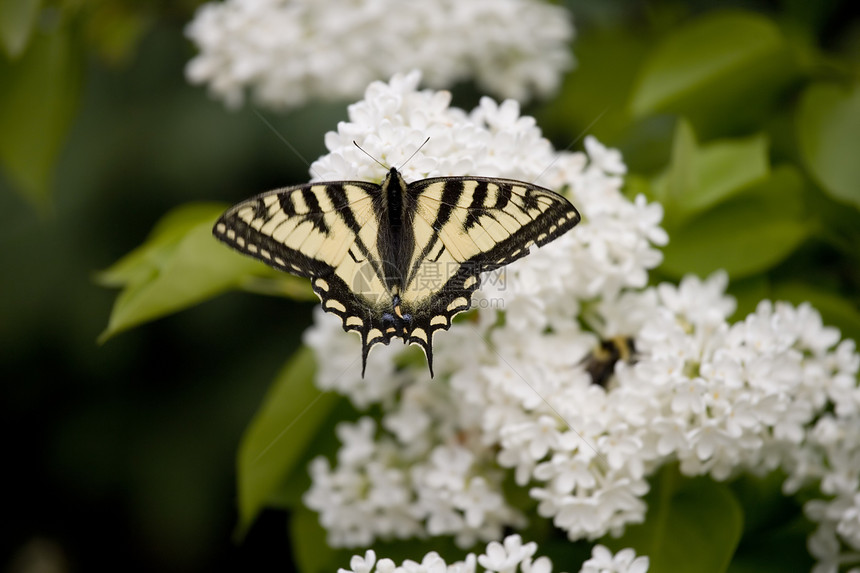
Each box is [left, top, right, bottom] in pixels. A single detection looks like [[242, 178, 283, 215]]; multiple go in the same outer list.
[[213, 168, 581, 378], [214, 182, 373, 274]]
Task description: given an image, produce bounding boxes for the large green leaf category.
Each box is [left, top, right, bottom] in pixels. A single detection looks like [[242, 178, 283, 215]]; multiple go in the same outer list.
[[0, 15, 85, 207], [290, 506, 340, 573], [726, 517, 813, 573], [98, 203, 232, 288], [629, 11, 798, 138], [236, 347, 340, 534], [97, 202, 310, 341], [606, 466, 743, 573], [83, 1, 154, 65], [659, 166, 812, 279], [537, 26, 651, 145], [796, 82, 860, 210], [0, 0, 41, 57], [654, 119, 770, 226]]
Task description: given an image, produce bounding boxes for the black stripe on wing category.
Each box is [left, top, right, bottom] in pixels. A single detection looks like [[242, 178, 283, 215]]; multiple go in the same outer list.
[[212, 181, 379, 278]]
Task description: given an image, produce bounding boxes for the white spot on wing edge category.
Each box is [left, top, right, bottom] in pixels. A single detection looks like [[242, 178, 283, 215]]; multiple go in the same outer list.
[[346, 316, 363, 327], [325, 299, 346, 313], [447, 297, 468, 312], [314, 279, 330, 292], [430, 315, 447, 327]]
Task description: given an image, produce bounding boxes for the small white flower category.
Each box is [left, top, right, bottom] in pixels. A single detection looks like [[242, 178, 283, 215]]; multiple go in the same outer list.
[[340, 550, 376, 573], [533, 453, 597, 495], [522, 556, 553, 573], [477, 535, 537, 573], [340, 534, 596, 573], [336, 417, 377, 466], [584, 136, 626, 175], [580, 545, 649, 573]]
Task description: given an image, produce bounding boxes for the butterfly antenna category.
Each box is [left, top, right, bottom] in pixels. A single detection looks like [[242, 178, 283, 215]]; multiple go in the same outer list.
[[532, 106, 610, 185], [397, 137, 430, 170], [353, 141, 389, 170]]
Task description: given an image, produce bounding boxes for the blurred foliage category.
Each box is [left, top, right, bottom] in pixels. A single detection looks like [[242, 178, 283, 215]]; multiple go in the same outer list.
[[96, 202, 314, 341], [605, 464, 743, 573], [2, 0, 859, 571], [0, 5, 84, 209], [235, 346, 340, 535]]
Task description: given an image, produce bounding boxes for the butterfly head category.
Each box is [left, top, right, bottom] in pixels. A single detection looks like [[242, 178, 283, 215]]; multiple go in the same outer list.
[[382, 166, 408, 189]]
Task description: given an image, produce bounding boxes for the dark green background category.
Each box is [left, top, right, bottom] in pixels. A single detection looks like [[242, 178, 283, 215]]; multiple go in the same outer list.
[[2, 0, 858, 571]]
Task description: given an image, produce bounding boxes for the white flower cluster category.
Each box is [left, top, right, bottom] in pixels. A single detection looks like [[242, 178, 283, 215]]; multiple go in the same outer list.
[[337, 535, 649, 573], [303, 70, 665, 547], [185, 0, 573, 110], [304, 416, 524, 548], [301, 72, 860, 571]]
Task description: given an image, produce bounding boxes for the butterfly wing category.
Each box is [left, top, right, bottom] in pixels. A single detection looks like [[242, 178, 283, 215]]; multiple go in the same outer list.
[[399, 176, 581, 372], [213, 180, 402, 371]]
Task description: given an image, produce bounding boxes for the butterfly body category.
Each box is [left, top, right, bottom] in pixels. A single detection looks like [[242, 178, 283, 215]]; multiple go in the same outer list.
[[214, 166, 580, 377]]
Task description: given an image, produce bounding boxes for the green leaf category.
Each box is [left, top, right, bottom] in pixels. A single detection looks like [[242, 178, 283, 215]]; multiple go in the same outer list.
[[97, 203, 230, 287], [290, 506, 341, 573], [797, 82, 860, 210], [655, 120, 770, 226], [655, 118, 697, 208], [84, 2, 153, 65], [0, 0, 41, 57], [237, 347, 339, 535], [659, 166, 812, 279], [607, 466, 743, 573], [0, 15, 85, 207], [97, 203, 276, 341], [238, 274, 316, 301], [629, 11, 798, 138], [537, 25, 651, 145], [728, 472, 794, 537], [727, 517, 813, 573]]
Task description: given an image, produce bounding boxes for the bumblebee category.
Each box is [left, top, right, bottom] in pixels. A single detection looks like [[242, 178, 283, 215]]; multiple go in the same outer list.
[[582, 336, 636, 387]]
